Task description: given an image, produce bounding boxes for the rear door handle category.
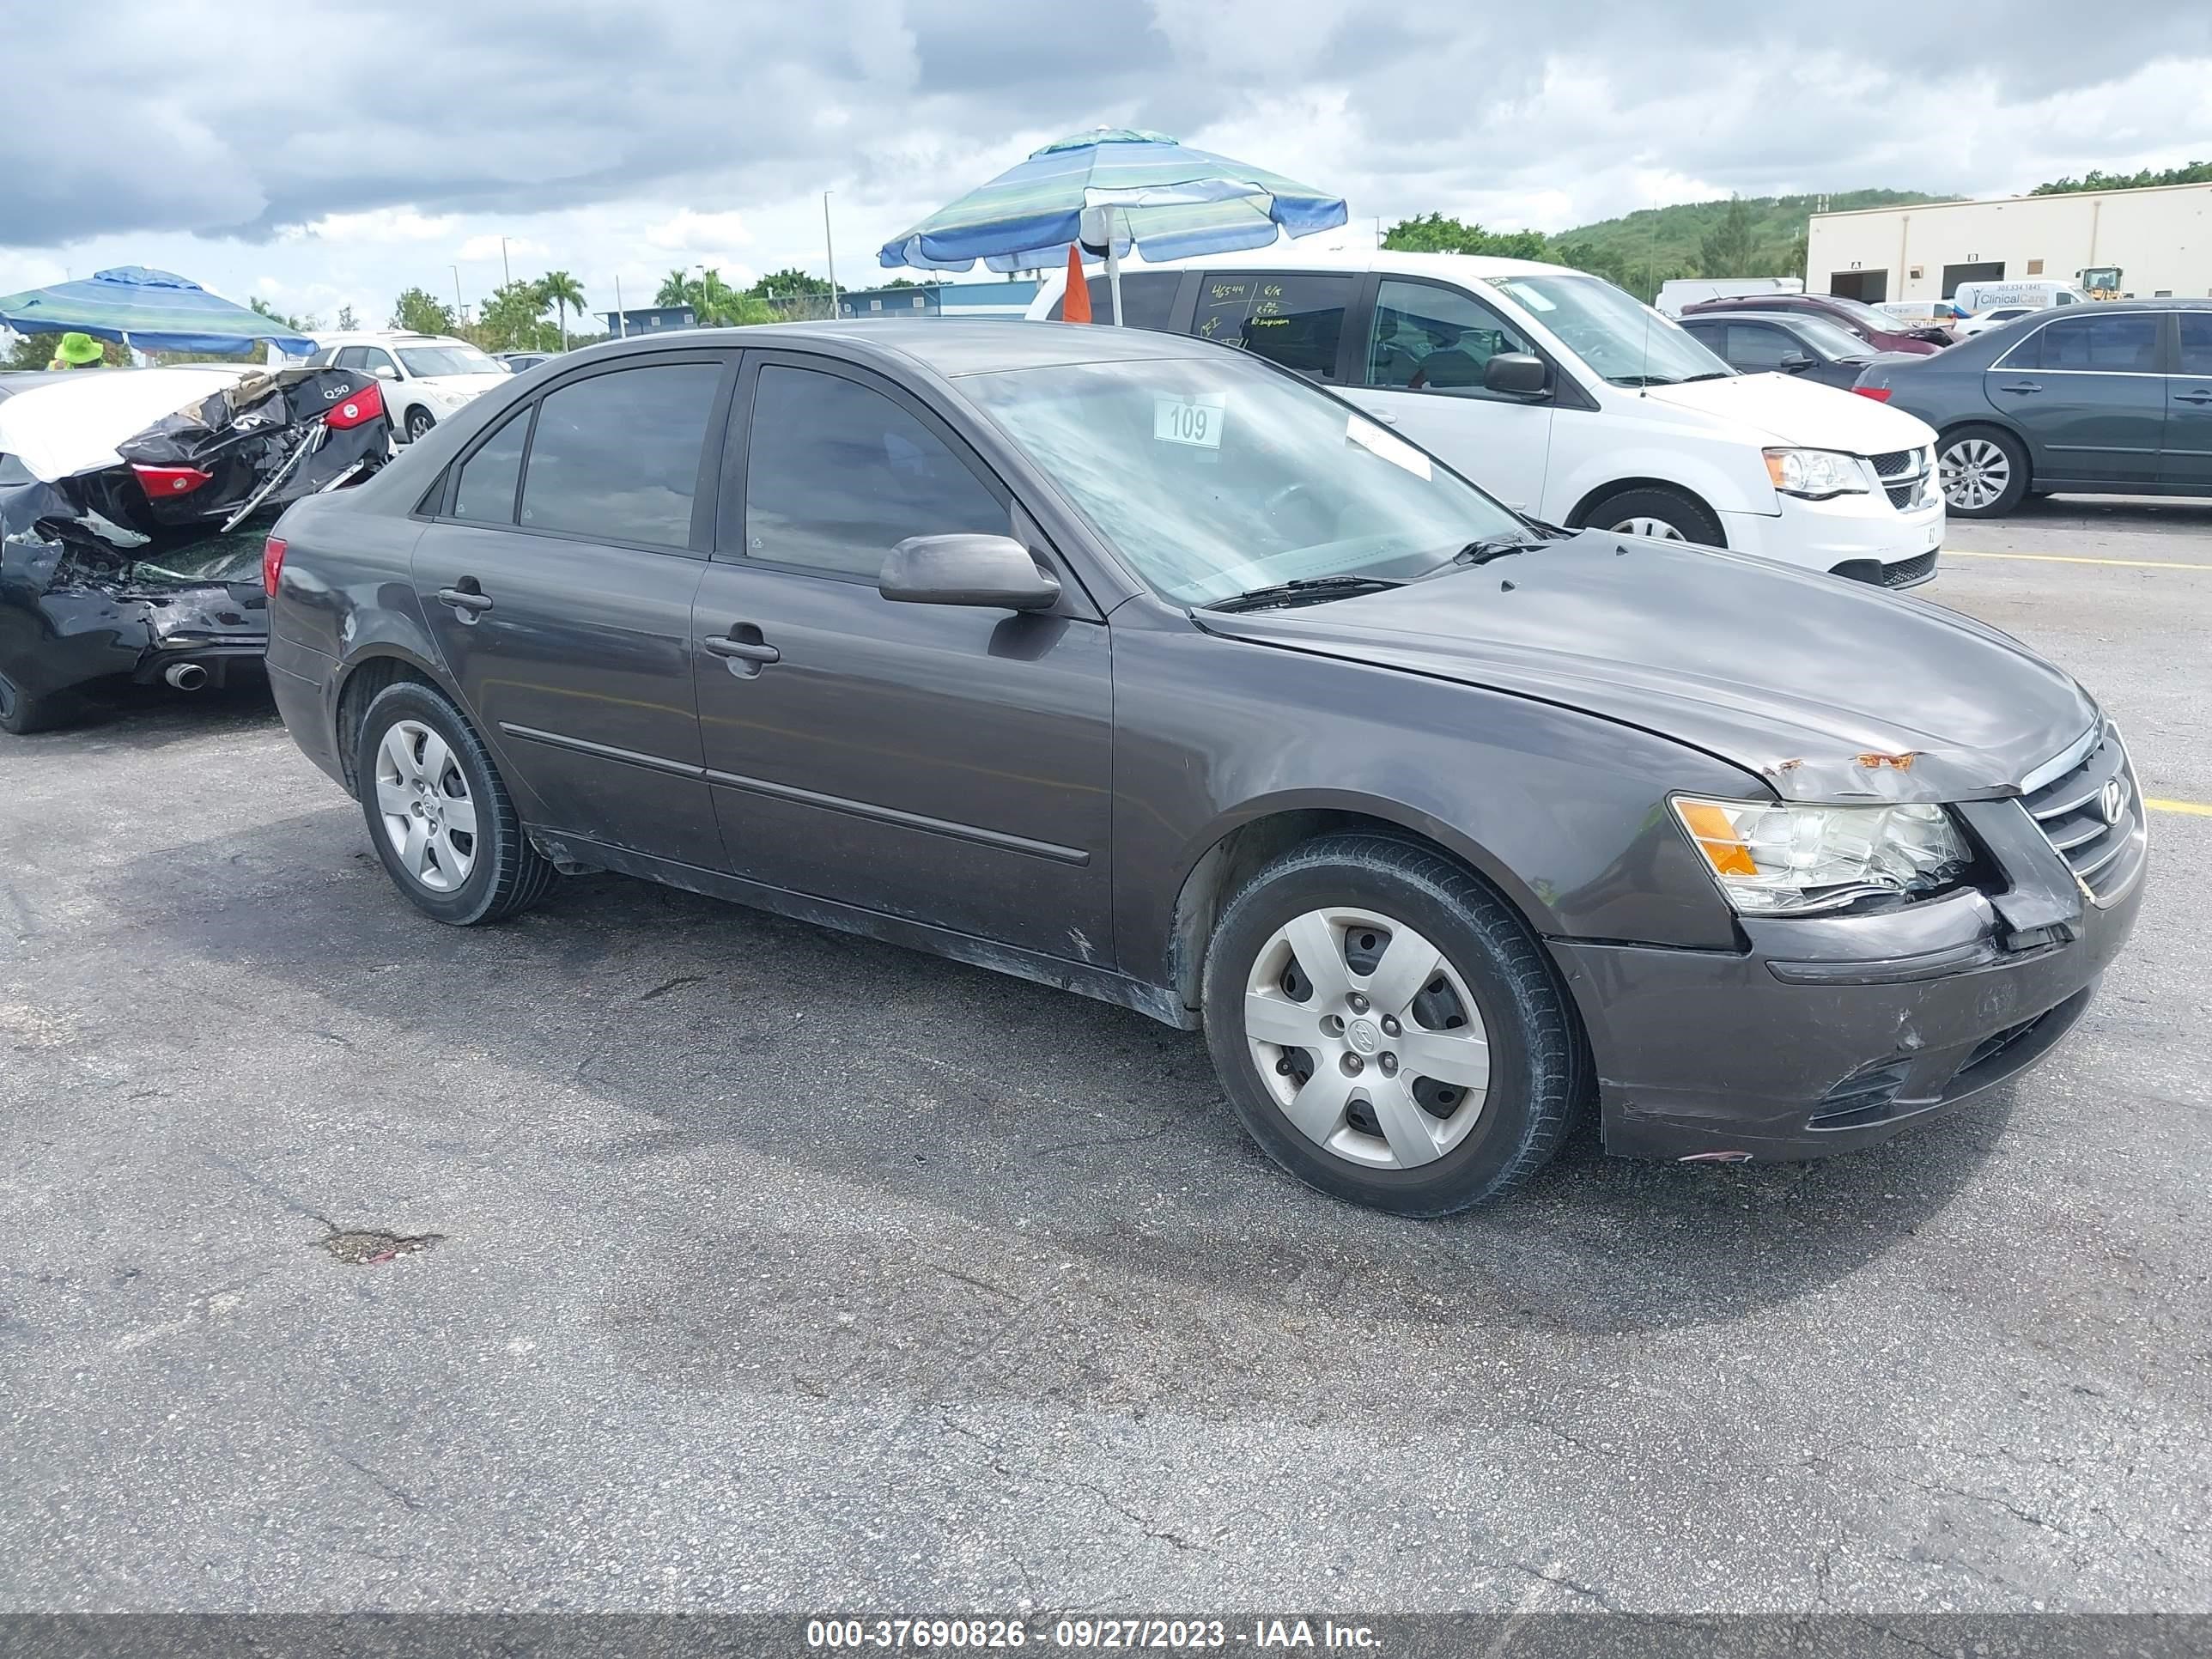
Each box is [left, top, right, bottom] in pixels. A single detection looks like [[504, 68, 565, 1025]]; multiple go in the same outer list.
[[704, 635, 780, 665], [435, 586, 493, 615], [1998, 380, 2043, 396], [2175, 389, 2212, 404]]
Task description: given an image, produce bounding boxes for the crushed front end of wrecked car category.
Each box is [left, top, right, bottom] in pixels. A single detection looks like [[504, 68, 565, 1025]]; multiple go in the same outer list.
[[0, 368, 387, 733]]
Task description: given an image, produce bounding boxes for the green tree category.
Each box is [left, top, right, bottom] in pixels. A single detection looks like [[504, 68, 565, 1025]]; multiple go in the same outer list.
[[538, 270, 586, 350], [477, 280, 552, 351], [249, 295, 317, 332], [389, 287, 455, 335], [2033, 160, 2212, 195], [749, 266, 833, 299], [1695, 196, 1759, 279], [1382, 212, 1550, 260], [654, 268, 692, 307], [336, 304, 358, 331]]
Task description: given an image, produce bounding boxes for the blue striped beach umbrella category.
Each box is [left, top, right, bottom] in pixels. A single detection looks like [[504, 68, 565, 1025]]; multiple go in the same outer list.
[[0, 266, 317, 356], [878, 128, 1347, 322]]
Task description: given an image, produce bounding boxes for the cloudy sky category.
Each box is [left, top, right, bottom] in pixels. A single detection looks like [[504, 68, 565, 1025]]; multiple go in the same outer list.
[[5, 0, 2210, 331]]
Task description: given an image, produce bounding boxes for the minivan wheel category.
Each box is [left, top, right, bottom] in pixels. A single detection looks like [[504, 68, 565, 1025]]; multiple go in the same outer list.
[[1201, 835, 1577, 1216], [1938, 427, 2029, 517], [356, 682, 556, 925], [405, 407, 435, 443], [1583, 485, 1724, 548]]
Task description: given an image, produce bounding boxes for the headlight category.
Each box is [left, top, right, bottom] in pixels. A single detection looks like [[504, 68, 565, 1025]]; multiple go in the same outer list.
[[1672, 796, 1970, 915], [1764, 447, 1870, 500]]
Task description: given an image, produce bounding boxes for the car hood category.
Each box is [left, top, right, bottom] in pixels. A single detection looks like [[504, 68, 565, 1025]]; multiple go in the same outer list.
[[411, 374, 504, 398], [1194, 533, 2095, 804], [1639, 371, 1936, 452]]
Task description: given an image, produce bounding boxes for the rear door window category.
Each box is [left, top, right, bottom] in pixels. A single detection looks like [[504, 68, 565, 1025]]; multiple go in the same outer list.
[[1188, 273, 1353, 380], [2013, 313, 2160, 372], [332, 347, 367, 371], [517, 362, 722, 548]]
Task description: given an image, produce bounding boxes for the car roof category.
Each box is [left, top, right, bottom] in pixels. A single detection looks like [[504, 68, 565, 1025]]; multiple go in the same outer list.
[[558, 318, 1225, 379], [1076, 246, 1577, 283], [311, 332, 458, 347]]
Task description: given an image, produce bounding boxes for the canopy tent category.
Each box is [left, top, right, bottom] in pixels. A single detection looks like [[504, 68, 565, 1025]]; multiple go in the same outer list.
[[877, 128, 1347, 321], [0, 266, 317, 356]]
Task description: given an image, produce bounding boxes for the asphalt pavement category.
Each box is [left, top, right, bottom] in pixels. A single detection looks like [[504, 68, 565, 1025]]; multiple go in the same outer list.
[[1, 498, 2208, 1614]]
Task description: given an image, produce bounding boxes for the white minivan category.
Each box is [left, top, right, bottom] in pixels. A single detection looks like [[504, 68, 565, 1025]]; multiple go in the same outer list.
[[1027, 250, 1945, 586]]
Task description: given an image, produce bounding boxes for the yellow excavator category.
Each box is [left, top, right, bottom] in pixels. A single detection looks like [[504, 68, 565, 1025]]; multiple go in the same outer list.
[[2078, 266, 2125, 300]]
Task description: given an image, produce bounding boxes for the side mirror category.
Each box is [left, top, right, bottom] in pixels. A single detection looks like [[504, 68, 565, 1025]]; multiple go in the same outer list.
[[1482, 352, 1548, 397], [1779, 352, 1816, 374], [372, 364, 399, 381], [880, 534, 1060, 611]]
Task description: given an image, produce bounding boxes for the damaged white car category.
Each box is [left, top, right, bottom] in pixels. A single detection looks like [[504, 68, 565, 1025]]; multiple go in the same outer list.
[[0, 363, 389, 734]]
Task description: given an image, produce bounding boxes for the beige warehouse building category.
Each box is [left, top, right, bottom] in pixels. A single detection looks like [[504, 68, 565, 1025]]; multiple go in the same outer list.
[[1804, 181, 2212, 305]]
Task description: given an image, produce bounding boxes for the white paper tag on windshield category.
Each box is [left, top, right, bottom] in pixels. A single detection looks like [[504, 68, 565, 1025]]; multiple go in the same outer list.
[[1346, 416, 1431, 480], [1154, 393, 1225, 449]]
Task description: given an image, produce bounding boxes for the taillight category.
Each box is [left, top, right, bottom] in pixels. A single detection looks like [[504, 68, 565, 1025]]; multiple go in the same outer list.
[[131, 463, 213, 496], [263, 536, 288, 597], [1852, 386, 1893, 403], [324, 379, 385, 429]]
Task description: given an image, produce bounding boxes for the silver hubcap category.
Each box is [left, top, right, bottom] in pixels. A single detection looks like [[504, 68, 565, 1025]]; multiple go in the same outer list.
[[1610, 515, 1685, 540], [374, 720, 479, 892], [1942, 439, 2011, 510], [1242, 906, 1491, 1171]]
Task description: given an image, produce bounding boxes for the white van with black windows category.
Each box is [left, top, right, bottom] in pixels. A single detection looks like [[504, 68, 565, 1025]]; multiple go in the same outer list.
[[1029, 249, 1946, 587]]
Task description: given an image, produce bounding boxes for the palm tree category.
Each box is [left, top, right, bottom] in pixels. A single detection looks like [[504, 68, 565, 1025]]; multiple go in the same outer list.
[[654, 269, 691, 308], [538, 270, 586, 351]]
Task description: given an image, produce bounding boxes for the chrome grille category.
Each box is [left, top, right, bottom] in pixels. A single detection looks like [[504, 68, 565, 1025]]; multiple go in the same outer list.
[[1867, 445, 1935, 511], [2020, 725, 2146, 906]]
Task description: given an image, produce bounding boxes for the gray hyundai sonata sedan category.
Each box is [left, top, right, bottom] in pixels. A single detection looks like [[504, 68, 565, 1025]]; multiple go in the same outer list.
[[264, 321, 2145, 1215]]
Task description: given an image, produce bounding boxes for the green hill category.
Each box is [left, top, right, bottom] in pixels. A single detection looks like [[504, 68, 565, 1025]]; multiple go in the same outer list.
[[1550, 190, 1952, 297]]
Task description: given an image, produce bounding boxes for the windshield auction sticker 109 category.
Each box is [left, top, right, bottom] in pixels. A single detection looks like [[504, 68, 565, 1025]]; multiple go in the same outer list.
[[1154, 392, 1225, 449]]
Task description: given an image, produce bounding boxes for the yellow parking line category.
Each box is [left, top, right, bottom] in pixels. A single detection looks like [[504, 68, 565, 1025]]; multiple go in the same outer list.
[[1945, 550, 2212, 570], [2148, 798, 2212, 817]]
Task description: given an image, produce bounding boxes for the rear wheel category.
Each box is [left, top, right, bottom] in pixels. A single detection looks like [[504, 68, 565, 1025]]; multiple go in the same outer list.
[[0, 670, 72, 736], [356, 682, 556, 925], [1938, 427, 2028, 517], [1201, 835, 1579, 1216], [1582, 485, 1724, 548]]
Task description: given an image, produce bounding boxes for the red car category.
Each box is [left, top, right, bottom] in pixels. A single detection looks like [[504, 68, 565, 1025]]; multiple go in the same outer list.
[[1680, 293, 1951, 355]]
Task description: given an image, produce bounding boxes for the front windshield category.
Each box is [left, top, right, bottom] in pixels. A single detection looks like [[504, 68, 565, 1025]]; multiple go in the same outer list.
[[959, 353, 1527, 605], [1784, 317, 1875, 360], [1487, 273, 1732, 386], [397, 344, 502, 378]]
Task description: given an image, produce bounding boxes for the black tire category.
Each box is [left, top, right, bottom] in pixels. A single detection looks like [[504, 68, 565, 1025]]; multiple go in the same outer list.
[[1936, 425, 2030, 518], [355, 681, 556, 926], [1200, 834, 1579, 1216], [0, 670, 73, 736], [404, 406, 435, 443], [1580, 484, 1726, 548]]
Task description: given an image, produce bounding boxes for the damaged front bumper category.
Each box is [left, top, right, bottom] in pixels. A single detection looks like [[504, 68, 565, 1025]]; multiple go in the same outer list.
[[1553, 758, 2149, 1162]]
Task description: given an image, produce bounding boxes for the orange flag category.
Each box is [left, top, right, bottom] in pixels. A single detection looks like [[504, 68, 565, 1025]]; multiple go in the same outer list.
[[1062, 244, 1092, 323]]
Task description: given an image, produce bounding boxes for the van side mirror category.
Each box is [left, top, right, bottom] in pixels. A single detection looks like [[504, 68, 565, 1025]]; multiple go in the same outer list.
[[881, 534, 1060, 611], [1482, 352, 1549, 397], [372, 364, 398, 381]]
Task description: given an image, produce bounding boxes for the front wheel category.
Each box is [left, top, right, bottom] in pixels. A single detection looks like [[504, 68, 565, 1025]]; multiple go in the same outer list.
[[1201, 835, 1580, 1216], [1938, 427, 2029, 517], [404, 406, 435, 443], [1581, 485, 1724, 548], [356, 682, 556, 925]]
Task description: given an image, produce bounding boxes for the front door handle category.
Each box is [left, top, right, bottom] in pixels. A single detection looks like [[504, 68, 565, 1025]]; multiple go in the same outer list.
[[704, 636, 780, 665], [1998, 380, 2043, 396], [2175, 389, 2212, 404], [435, 585, 493, 616]]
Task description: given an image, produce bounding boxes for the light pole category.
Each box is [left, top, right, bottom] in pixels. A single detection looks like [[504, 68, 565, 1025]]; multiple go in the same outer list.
[[501, 237, 512, 290], [823, 191, 840, 319], [451, 266, 465, 330]]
